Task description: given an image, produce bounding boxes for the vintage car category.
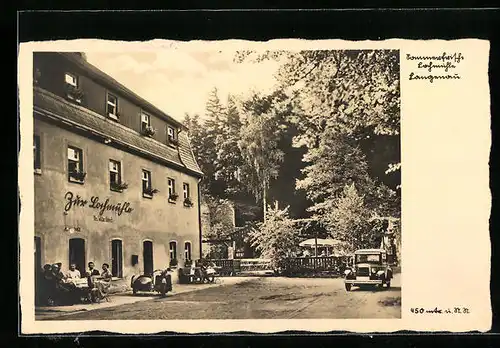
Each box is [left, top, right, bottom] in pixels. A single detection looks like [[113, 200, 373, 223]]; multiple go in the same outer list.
[[344, 248, 393, 291]]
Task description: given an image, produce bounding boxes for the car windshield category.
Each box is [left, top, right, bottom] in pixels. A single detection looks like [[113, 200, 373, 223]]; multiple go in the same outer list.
[[355, 254, 381, 263]]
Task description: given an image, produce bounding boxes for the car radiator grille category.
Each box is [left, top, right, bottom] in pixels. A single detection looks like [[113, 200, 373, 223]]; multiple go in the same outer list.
[[356, 267, 370, 276]]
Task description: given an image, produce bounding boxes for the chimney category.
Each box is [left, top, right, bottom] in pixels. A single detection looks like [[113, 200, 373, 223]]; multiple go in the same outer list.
[[73, 52, 87, 61]]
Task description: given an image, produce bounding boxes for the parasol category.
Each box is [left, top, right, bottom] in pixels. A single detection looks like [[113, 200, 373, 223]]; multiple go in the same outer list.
[[299, 238, 344, 248]]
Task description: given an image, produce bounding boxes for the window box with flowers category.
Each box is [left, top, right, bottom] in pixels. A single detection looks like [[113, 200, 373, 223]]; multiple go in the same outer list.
[[69, 170, 87, 183], [169, 258, 178, 268], [110, 182, 128, 193], [65, 84, 85, 104], [141, 125, 156, 138], [183, 197, 194, 208], [168, 137, 179, 146], [143, 187, 159, 198], [168, 192, 179, 203]]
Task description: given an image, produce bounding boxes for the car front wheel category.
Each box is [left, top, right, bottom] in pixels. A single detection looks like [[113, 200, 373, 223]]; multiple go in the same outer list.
[[345, 283, 352, 291]]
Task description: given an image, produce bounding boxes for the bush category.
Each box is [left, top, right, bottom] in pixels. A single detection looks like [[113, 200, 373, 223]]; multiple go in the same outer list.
[[249, 205, 301, 270]]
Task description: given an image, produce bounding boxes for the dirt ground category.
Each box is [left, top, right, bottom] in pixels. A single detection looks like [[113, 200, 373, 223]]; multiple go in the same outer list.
[[43, 274, 401, 320]]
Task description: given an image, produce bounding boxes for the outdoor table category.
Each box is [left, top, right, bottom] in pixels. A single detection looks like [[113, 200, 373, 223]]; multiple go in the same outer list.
[[64, 278, 91, 303], [72, 278, 89, 288]]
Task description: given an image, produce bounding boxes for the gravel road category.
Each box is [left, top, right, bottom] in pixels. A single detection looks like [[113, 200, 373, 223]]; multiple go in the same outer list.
[[44, 274, 401, 320]]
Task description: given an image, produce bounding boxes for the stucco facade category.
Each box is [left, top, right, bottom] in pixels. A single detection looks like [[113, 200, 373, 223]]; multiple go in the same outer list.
[[33, 52, 203, 284]]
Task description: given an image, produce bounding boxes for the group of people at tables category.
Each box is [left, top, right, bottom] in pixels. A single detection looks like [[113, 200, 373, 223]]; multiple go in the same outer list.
[[180, 259, 218, 283], [37, 261, 112, 306]]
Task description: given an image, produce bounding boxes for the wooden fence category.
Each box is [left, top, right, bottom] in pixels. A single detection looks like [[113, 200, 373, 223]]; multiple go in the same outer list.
[[208, 259, 241, 276], [208, 256, 353, 276], [283, 256, 352, 275]]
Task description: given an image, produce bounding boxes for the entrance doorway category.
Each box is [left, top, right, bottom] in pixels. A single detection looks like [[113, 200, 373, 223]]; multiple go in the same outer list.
[[34, 236, 42, 272], [69, 238, 86, 274], [111, 239, 123, 278], [34, 236, 42, 304], [143, 241, 153, 276]]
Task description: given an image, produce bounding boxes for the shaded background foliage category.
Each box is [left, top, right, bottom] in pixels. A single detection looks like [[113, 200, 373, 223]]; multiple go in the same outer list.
[[184, 49, 401, 255]]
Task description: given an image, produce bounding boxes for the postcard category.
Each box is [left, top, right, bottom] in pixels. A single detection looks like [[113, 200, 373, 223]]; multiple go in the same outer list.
[[18, 38, 491, 334]]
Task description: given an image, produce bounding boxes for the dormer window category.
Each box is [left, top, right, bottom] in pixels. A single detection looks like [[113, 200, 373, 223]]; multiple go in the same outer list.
[[167, 126, 178, 146], [140, 112, 156, 137], [107, 92, 119, 120], [65, 73, 78, 87], [141, 112, 151, 132], [64, 73, 83, 104]]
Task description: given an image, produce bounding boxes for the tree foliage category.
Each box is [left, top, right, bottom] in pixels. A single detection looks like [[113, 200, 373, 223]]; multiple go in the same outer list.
[[214, 95, 245, 196], [236, 49, 401, 250], [238, 94, 284, 207], [186, 49, 401, 257], [322, 184, 381, 251], [249, 205, 301, 269]]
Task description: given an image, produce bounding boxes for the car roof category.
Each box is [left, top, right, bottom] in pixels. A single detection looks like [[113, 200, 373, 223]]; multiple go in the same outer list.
[[354, 249, 386, 254]]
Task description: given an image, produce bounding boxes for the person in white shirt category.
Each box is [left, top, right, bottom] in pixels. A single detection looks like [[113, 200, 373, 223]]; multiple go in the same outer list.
[[65, 263, 81, 279]]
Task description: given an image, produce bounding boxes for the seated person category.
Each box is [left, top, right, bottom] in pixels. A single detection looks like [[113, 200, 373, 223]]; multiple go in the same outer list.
[[38, 264, 55, 305], [92, 263, 112, 300], [65, 263, 81, 280], [86, 261, 100, 277], [51, 262, 79, 304]]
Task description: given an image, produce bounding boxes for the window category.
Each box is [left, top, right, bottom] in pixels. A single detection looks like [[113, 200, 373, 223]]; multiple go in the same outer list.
[[65, 73, 78, 87], [168, 178, 176, 199], [169, 241, 177, 261], [183, 183, 190, 199], [109, 160, 122, 191], [111, 239, 123, 278], [184, 242, 192, 261], [34, 236, 42, 274], [64, 73, 82, 103], [107, 92, 118, 119], [167, 126, 177, 145], [142, 170, 152, 196], [34, 135, 41, 173], [355, 254, 381, 263], [143, 241, 154, 276], [68, 238, 86, 275], [67, 146, 85, 183], [141, 112, 150, 132]]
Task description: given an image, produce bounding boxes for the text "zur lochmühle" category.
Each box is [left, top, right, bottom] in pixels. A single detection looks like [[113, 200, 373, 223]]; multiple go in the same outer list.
[[407, 52, 465, 83]]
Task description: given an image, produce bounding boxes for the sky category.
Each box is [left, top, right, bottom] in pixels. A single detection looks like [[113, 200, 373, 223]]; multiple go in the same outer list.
[[85, 50, 281, 122]]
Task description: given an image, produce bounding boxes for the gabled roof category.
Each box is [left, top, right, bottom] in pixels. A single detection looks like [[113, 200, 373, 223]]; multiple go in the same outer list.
[[33, 87, 203, 177], [58, 52, 185, 129]]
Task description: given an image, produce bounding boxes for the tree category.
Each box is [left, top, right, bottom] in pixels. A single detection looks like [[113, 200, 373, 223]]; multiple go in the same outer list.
[[183, 112, 215, 194], [214, 95, 245, 196], [235, 50, 401, 250], [249, 205, 300, 270], [296, 127, 399, 218], [201, 194, 235, 259], [322, 183, 380, 251], [202, 87, 226, 192], [238, 92, 287, 218], [236, 49, 401, 180]]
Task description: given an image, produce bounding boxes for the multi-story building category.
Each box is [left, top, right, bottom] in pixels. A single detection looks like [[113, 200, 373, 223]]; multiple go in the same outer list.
[[32, 52, 203, 283]]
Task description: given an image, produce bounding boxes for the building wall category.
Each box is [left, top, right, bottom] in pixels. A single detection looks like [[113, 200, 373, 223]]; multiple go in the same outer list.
[[34, 118, 201, 282], [34, 53, 174, 145]]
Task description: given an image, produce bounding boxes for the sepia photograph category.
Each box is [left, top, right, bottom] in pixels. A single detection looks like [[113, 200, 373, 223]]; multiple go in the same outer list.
[[18, 38, 491, 334], [31, 49, 401, 321]]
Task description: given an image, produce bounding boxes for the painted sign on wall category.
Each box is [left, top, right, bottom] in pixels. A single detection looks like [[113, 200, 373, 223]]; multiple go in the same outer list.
[[64, 191, 134, 216]]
